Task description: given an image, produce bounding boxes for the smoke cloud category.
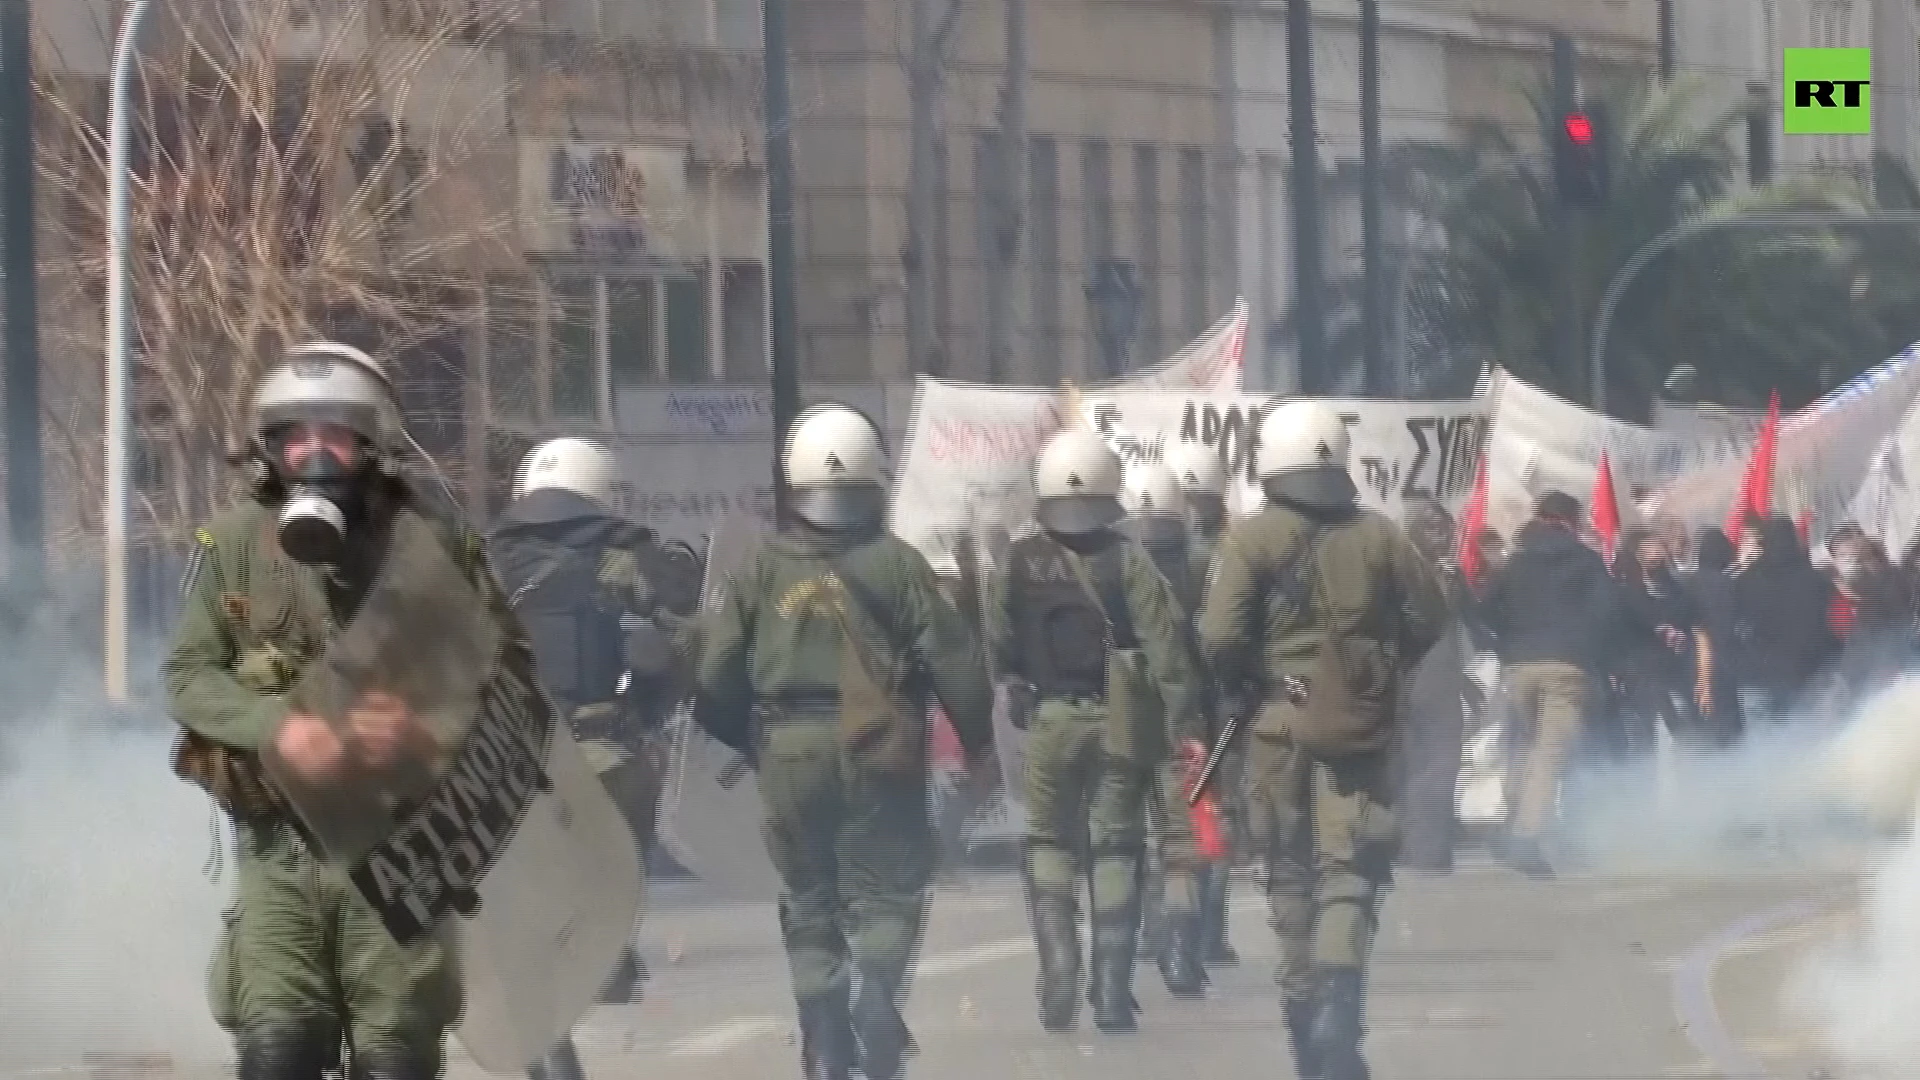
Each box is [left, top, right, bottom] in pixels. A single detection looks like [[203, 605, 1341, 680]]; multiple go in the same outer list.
[[0, 626, 232, 1072], [1787, 675, 1920, 1070]]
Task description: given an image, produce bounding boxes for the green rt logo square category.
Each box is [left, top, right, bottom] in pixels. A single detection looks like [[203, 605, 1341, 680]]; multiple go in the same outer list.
[[1785, 48, 1871, 134]]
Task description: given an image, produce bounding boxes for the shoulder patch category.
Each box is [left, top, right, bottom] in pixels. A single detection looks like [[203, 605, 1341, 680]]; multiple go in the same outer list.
[[178, 543, 208, 601]]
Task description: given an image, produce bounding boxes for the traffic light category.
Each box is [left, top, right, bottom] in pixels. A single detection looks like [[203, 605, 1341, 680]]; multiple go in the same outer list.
[[1555, 106, 1609, 208]]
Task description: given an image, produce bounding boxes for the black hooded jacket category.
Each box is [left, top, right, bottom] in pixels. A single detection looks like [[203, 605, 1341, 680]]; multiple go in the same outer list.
[[1727, 517, 1837, 694], [1480, 519, 1618, 674]]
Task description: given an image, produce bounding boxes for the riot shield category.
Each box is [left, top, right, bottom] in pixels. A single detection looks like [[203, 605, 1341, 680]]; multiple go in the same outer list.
[[658, 514, 783, 898], [259, 516, 641, 1072]]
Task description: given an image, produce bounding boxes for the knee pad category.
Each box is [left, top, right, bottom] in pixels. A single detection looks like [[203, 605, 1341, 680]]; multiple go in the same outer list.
[[236, 1028, 339, 1080]]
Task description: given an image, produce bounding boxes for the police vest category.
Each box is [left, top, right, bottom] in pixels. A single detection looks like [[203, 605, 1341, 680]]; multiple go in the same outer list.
[[490, 536, 627, 717], [1005, 532, 1114, 696]]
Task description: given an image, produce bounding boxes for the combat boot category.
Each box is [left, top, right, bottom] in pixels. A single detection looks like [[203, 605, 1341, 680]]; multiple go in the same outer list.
[[1156, 912, 1207, 998], [1091, 918, 1141, 1034], [796, 996, 857, 1080], [1033, 891, 1082, 1032], [524, 1040, 588, 1080], [1309, 968, 1370, 1080], [597, 943, 647, 1004], [1200, 866, 1240, 966], [853, 968, 916, 1080], [1284, 999, 1324, 1080]]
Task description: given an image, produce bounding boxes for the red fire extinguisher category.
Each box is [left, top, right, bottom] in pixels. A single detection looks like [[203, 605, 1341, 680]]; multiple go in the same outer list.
[[1185, 749, 1229, 863]]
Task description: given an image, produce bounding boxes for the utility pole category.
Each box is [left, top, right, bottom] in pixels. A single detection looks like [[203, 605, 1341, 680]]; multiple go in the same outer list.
[[764, 0, 801, 521], [1658, 0, 1675, 85], [985, 0, 1027, 384], [0, 0, 40, 605], [1747, 80, 1774, 187], [1551, 34, 1585, 406], [1286, 0, 1324, 393], [906, 0, 963, 376], [1359, 0, 1385, 395]]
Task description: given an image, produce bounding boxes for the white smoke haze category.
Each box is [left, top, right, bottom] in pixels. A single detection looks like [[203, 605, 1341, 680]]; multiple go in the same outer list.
[[1553, 716, 1883, 878], [0, 670, 233, 1072], [1787, 675, 1920, 1072]]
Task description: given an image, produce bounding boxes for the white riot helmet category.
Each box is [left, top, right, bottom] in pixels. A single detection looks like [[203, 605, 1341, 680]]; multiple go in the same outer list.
[[1121, 461, 1185, 520], [250, 342, 401, 564], [1255, 400, 1359, 508], [1165, 440, 1229, 498], [516, 438, 618, 510], [1034, 430, 1124, 535], [784, 403, 890, 529]]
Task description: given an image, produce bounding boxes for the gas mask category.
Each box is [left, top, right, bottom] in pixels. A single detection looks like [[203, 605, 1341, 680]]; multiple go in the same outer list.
[[267, 425, 374, 565]]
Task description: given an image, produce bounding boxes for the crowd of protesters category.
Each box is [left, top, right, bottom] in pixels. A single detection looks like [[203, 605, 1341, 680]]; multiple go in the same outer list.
[[1401, 491, 1920, 878]]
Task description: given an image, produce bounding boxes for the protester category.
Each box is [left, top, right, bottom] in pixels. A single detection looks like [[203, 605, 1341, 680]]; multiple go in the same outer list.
[[1478, 491, 1618, 877], [1685, 527, 1743, 746], [1611, 527, 1703, 754], [1826, 529, 1914, 710], [1727, 514, 1838, 734]]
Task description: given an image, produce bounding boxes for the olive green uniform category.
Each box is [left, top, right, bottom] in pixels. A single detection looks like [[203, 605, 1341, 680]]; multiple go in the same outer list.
[[694, 528, 992, 1079], [1198, 499, 1443, 1069], [1129, 524, 1210, 993], [1187, 520, 1246, 964], [986, 528, 1200, 1028], [166, 488, 516, 1080]]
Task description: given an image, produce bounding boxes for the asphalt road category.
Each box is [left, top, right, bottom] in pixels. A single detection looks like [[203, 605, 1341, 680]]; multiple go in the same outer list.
[[443, 857, 1859, 1080]]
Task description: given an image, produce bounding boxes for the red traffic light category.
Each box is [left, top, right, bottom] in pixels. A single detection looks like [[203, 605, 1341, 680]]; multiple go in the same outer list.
[[1564, 112, 1595, 145]]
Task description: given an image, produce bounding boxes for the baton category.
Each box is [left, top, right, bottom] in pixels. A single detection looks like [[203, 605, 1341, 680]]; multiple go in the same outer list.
[[1185, 710, 1240, 806], [1186, 676, 1307, 806]]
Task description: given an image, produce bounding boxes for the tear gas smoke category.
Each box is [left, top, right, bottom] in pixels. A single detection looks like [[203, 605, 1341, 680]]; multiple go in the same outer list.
[[1787, 674, 1920, 1071], [1551, 714, 1884, 878], [0, 679, 232, 1071]]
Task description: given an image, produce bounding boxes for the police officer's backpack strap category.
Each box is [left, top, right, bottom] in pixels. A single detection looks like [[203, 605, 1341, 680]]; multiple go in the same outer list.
[[1067, 541, 1141, 651]]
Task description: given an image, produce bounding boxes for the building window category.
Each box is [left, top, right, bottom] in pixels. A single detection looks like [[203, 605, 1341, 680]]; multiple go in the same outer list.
[[1029, 136, 1061, 384], [485, 266, 763, 429], [1082, 141, 1112, 375], [722, 263, 767, 380], [1179, 147, 1208, 339], [1134, 144, 1161, 365]]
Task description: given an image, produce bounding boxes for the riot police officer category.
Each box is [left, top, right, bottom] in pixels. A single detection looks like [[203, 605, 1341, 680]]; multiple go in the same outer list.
[[1165, 439, 1243, 966], [166, 343, 521, 1080], [693, 404, 995, 1080], [1120, 461, 1210, 997], [1198, 402, 1445, 1080], [987, 431, 1201, 1034], [488, 437, 689, 1006]]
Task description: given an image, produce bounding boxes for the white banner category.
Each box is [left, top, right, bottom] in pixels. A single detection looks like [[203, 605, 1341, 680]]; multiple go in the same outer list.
[[1079, 391, 1491, 521], [1482, 374, 1759, 539], [890, 303, 1247, 559], [1655, 346, 1920, 537]]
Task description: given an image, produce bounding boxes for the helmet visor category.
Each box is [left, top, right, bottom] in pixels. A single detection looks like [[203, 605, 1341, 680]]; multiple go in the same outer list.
[[1038, 494, 1125, 535], [791, 483, 888, 529], [1262, 466, 1359, 509]]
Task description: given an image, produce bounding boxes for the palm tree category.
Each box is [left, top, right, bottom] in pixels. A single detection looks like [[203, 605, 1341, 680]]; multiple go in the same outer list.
[[1278, 77, 1905, 420]]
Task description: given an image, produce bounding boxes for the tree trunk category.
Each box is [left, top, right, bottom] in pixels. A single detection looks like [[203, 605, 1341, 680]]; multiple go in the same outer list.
[[984, 0, 1027, 384]]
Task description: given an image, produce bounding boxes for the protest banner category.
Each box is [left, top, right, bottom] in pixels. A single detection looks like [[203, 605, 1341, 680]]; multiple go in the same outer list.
[[890, 302, 1247, 560]]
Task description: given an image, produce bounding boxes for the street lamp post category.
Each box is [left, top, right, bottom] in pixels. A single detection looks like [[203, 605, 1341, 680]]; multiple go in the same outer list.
[[1085, 260, 1141, 382], [1588, 211, 1920, 416], [105, 0, 154, 702]]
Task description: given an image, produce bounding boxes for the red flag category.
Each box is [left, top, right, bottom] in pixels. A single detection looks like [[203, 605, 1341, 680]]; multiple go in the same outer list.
[[1725, 390, 1781, 543], [1457, 452, 1491, 588], [1592, 451, 1622, 564], [1796, 510, 1812, 548]]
